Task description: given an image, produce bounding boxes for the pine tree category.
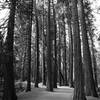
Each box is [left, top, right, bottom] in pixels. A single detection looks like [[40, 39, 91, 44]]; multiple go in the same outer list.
[[78, 0, 98, 97], [71, 0, 86, 100], [65, 0, 74, 87], [3, 0, 17, 100], [34, 0, 40, 87], [58, 22, 62, 86], [26, 0, 33, 92], [46, 0, 53, 91], [42, 0, 46, 85], [51, 0, 58, 88], [84, 0, 98, 90]]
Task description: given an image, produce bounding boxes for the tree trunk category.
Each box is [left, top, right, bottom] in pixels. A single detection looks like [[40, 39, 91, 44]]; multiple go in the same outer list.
[[26, 0, 33, 92], [3, 0, 17, 100], [58, 22, 62, 86], [78, 0, 98, 97], [42, 38, 46, 85], [52, 0, 58, 88], [68, 23, 74, 87], [65, 0, 74, 87], [46, 0, 53, 91], [34, 5, 40, 88], [21, 49, 27, 81], [71, 0, 86, 100], [90, 34, 98, 89], [62, 15, 68, 86], [88, 27, 98, 90], [42, 4, 46, 85]]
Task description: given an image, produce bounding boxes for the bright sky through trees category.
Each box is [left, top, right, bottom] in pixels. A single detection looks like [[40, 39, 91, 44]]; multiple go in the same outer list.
[[88, 0, 100, 50], [0, 0, 99, 31], [89, 0, 100, 32], [0, 0, 100, 48]]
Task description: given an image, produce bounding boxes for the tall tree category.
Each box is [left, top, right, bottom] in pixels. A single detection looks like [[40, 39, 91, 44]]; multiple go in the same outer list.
[[26, 0, 33, 92], [52, 0, 58, 88], [42, 0, 46, 85], [84, 0, 98, 90], [65, 0, 74, 87], [62, 14, 68, 86], [21, 49, 27, 81], [58, 22, 62, 86], [78, 0, 98, 97], [71, 0, 86, 100], [65, 0, 73, 87], [34, 0, 40, 88], [3, 0, 17, 100], [89, 30, 98, 89], [46, 0, 53, 91]]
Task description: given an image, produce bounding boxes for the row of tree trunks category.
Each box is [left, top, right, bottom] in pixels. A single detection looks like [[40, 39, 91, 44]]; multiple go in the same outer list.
[[14, 0, 98, 97], [26, 0, 99, 97], [2, 0, 99, 99]]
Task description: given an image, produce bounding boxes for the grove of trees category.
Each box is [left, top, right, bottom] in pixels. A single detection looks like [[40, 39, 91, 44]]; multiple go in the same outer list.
[[0, 0, 100, 100]]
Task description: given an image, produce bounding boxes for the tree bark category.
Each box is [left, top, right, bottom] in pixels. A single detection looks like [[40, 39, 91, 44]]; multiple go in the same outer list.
[[34, 4, 40, 88], [68, 23, 74, 87], [3, 0, 17, 100], [78, 0, 98, 97], [26, 0, 33, 92], [46, 0, 53, 91], [21, 49, 27, 81], [58, 22, 62, 86], [62, 14, 68, 86], [65, 0, 74, 87], [71, 0, 86, 100], [90, 33, 98, 89], [42, 3, 46, 85], [52, 0, 58, 88]]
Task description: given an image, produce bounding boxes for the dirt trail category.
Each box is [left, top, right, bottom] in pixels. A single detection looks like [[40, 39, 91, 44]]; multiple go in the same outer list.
[[18, 86, 99, 100]]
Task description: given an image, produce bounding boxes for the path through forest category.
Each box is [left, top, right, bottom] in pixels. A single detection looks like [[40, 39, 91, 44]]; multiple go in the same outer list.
[[18, 86, 73, 100], [17, 84, 99, 100]]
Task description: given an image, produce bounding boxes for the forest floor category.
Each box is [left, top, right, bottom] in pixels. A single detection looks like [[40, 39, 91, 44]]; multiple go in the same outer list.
[[17, 82, 100, 100]]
